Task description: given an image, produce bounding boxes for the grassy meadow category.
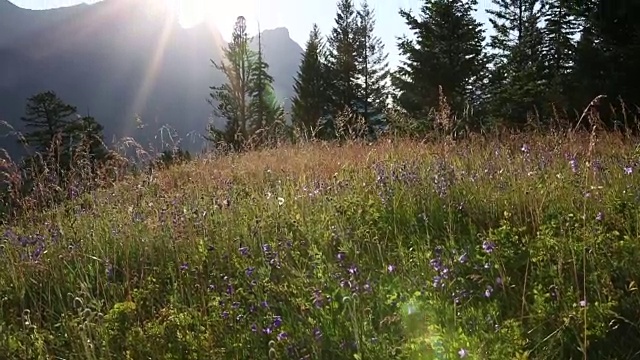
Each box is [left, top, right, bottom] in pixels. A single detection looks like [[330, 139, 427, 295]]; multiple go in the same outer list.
[[1, 131, 640, 359]]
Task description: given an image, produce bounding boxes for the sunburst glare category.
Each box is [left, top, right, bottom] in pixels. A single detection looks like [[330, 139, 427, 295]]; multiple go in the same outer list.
[[161, 0, 257, 29]]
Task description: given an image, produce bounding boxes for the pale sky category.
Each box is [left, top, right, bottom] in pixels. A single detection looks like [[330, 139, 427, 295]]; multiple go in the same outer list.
[[8, 0, 495, 68]]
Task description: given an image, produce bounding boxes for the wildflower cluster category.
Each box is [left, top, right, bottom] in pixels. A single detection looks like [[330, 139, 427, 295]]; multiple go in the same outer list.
[[1, 135, 639, 359]]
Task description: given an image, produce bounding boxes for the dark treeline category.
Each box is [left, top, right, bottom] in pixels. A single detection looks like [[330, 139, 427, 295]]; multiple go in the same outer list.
[[0, 91, 190, 220], [2, 0, 639, 219], [209, 0, 640, 149]]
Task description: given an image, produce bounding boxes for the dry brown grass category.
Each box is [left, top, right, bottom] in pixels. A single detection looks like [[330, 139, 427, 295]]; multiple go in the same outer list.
[[137, 129, 637, 202], [2, 90, 639, 225]]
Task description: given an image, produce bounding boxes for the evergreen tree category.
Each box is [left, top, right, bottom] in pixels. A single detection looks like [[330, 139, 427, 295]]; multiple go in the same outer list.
[[207, 16, 255, 150], [571, 0, 640, 127], [248, 27, 283, 146], [486, 0, 547, 126], [248, 27, 268, 139], [19, 91, 78, 184], [570, 23, 607, 114], [354, 0, 390, 136], [326, 0, 361, 135], [393, 0, 486, 122], [542, 0, 579, 116], [19, 91, 77, 156], [291, 24, 331, 140], [260, 86, 286, 144], [65, 115, 110, 166], [19, 91, 109, 188]]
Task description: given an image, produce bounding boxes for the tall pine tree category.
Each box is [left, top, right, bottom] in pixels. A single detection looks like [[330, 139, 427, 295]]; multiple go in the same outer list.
[[207, 16, 255, 150], [326, 0, 361, 136], [354, 0, 390, 136], [571, 0, 640, 128], [19, 91, 77, 185], [393, 0, 486, 123], [486, 0, 547, 126], [19, 91, 109, 186], [542, 0, 579, 117], [248, 27, 283, 147], [570, 22, 607, 115], [291, 24, 331, 140], [19, 91, 77, 155]]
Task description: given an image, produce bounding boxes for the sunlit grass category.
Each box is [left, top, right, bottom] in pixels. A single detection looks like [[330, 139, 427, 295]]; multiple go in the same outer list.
[[1, 132, 640, 359]]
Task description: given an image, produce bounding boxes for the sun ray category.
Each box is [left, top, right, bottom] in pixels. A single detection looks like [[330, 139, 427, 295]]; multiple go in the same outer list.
[[125, 10, 176, 139], [124, 0, 256, 138], [175, 0, 207, 27], [171, 0, 258, 33]]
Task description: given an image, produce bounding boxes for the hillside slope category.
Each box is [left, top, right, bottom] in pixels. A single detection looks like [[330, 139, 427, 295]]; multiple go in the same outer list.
[[0, 0, 303, 157]]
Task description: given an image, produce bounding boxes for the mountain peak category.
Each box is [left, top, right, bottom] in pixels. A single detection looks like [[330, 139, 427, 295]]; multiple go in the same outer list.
[[1, 0, 18, 10], [261, 27, 290, 39]]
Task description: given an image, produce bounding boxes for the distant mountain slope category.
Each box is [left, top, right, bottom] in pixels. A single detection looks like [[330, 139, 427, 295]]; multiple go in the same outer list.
[[0, 0, 303, 158], [251, 27, 303, 116]]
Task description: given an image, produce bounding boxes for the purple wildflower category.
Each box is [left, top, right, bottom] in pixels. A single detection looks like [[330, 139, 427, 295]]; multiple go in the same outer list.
[[569, 158, 579, 173], [482, 240, 496, 254], [313, 327, 323, 341], [430, 258, 444, 272], [433, 275, 444, 288], [312, 290, 325, 308], [272, 316, 283, 328], [348, 265, 358, 275], [245, 266, 255, 277], [269, 257, 281, 268], [592, 160, 603, 173], [484, 285, 493, 298]]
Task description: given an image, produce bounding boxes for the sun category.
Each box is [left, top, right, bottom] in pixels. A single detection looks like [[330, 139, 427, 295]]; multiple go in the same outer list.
[[159, 0, 209, 27], [160, 0, 256, 29]]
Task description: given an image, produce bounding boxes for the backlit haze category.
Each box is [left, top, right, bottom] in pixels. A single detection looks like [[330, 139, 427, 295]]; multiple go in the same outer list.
[[9, 0, 495, 68]]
